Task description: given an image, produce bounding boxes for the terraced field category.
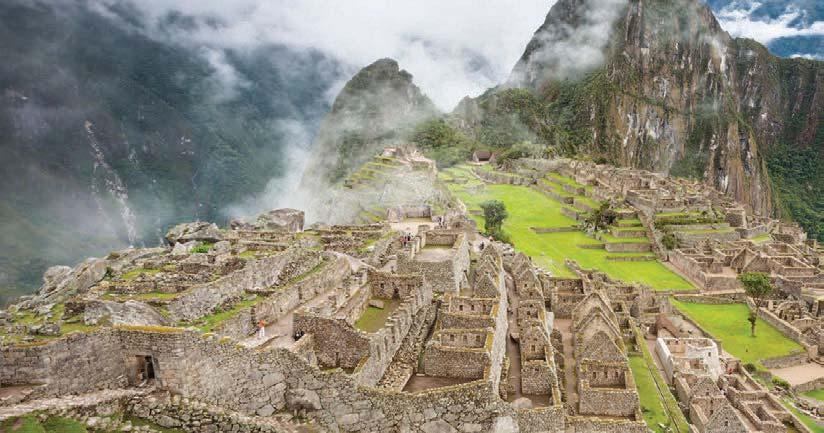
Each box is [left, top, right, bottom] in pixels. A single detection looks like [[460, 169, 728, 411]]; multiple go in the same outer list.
[[671, 300, 803, 367], [440, 165, 694, 291]]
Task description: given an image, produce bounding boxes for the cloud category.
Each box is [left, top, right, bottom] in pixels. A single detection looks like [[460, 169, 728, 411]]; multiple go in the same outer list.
[[715, 1, 824, 44], [509, 0, 628, 86], [92, 0, 555, 111]]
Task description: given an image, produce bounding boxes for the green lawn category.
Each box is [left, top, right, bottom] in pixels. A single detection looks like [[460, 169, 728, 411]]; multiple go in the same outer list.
[[804, 388, 824, 402], [629, 356, 688, 433], [671, 300, 803, 366], [442, 167, 693, 291]]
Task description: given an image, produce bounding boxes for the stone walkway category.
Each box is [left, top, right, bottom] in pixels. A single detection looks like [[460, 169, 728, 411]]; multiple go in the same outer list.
[[0, 387, 153, 421], [554, 318, 578, 411]]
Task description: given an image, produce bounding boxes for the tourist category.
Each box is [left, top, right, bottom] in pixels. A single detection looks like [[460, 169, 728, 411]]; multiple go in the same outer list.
[[258, 319, 266, 339]]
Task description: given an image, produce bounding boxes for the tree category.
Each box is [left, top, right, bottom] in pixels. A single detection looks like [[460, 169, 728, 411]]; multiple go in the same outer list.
[[480, 200, 508, 242], [584, 201, 618, 232], [738, 272, 773, 336]]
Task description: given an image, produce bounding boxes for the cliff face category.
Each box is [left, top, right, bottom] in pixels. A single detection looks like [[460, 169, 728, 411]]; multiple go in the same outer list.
[[460, 0, 823, 219], [300, 58, 438, 187]]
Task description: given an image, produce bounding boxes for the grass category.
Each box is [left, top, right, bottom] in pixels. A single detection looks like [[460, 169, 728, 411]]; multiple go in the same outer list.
[[1, 415, 46, 433], [750, 233, 772, 243], [781, 398, 824, 433], [671, 300, 803, 367], [629, 325, 690, 433], [0, 414, 186, 433], [1, 415, 85, 433], [121, 268, 160, 281], [630, 356, 686, 433], [354, 299, 400, 333], [195, 296, 260, 332], [442, 165, 693, 291], [804, 389, 824, 402]]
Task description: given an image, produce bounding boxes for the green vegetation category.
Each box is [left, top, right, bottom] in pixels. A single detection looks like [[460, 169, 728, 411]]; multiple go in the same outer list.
[[804, 389, 824, 401], [480, 200, 509, 242], [671, 300, 802, 367], [1, 415, 46, 433], [583, 201, 618, 232], [0, 413, 187, 433], [354, 299, 400, 333], [194, 296, 260, 332], [121, 268, 160, 281], [767, 142, 824, 243], [191, 242, 214, 254], [781, 399, 824, 433], [629, 356, 689, 433], [411, 118, 478, 167], [739, 272, 774, 336], [442, 166, 693, 291]]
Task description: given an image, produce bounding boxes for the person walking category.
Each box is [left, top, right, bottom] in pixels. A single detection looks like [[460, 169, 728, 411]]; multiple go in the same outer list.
[[257, 319, 266, 339]]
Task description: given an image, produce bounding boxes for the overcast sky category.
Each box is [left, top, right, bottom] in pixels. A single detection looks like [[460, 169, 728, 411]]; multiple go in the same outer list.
[[95, 0, 554, 111], [94, 0, 822, 110]]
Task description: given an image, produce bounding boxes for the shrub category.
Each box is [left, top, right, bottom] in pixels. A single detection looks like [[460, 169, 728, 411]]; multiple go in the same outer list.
[[743, 362, 757, 373], [771, 376, 790, 390]]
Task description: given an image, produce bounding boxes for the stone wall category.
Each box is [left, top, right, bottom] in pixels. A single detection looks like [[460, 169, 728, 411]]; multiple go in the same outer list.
[[292, 314, 370, 370], [397, 232, 469, 294], [368, 270, 423, 299], [515, 406, 565, 433], [167, 248, 322, 322], [565, 417, 647, 433], [0, 329, 127, 399]]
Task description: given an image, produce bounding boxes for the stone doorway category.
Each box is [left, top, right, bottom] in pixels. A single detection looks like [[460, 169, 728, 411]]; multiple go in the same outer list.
[[136, 355, 156, 382]]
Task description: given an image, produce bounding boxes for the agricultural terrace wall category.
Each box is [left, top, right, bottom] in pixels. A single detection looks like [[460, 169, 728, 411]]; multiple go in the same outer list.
[[167, 248, 322, 322]]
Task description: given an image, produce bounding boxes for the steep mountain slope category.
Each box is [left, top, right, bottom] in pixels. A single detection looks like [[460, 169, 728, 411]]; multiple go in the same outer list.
[[453, 0, 822, 236], [0, 0, 341, 304], [300, 58, 439, 188]]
